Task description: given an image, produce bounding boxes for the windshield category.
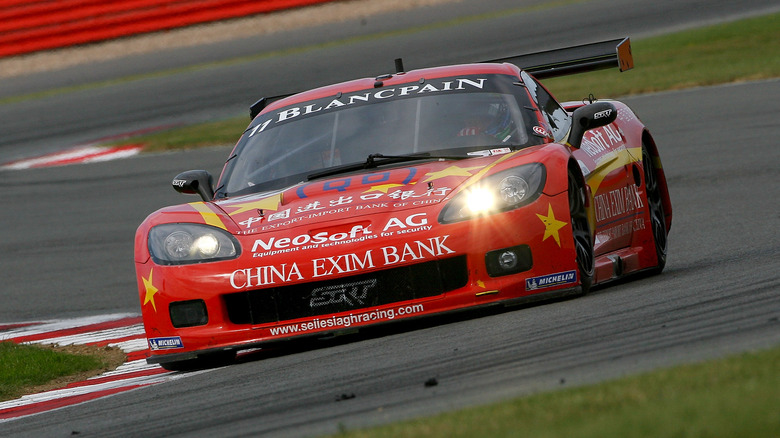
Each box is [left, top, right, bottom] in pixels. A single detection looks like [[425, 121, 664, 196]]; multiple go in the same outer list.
[[217, 74, 540, 198]]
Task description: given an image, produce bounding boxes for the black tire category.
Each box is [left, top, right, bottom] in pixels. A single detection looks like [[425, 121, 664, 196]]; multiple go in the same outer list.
[[642, 143, 668, 274], [159, 350, 236, 372], [568, 166, 594, 294]]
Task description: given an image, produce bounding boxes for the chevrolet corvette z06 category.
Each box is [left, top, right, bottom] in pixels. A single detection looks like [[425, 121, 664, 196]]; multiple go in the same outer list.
[[134, 38, 671, 370]]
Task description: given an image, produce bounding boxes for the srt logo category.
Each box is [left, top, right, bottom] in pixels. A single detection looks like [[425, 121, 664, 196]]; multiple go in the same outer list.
[[309, 279, 377, 308]]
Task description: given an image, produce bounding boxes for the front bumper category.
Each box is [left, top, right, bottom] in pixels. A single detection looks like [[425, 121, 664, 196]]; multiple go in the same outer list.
[[137, 192, 579, 363]]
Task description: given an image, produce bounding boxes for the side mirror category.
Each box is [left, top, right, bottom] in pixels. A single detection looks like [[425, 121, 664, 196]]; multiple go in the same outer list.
[[172, 170, 214, 202], [566, 102, 618, 149]]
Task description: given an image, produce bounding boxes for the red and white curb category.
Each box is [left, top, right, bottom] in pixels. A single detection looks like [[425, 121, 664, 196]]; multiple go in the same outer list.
[[1, 144, 144, 170], [0, 313, 203, 422], [0, 124, 186, 170]]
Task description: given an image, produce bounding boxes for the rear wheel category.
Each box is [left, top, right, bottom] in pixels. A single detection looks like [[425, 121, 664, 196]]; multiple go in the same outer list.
[[642, 143, 668, 273], [568, 167, 594, 294]]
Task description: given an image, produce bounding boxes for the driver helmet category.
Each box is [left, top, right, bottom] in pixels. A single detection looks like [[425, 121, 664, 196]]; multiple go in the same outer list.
[[457, 99, 513, 141]]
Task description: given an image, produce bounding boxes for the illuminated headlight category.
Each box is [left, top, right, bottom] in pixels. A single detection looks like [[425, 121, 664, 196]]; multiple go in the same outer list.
[[439, 163, 546, 223], [148, 224, 240, 265]]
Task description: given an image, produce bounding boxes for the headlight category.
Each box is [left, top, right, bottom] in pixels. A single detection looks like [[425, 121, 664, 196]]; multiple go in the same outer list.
[[439, 163, 546, 223], [148, 224, 240, 265]]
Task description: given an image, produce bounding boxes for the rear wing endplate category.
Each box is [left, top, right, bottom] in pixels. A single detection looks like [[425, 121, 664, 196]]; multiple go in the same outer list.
[[483, 37, 633, 79]]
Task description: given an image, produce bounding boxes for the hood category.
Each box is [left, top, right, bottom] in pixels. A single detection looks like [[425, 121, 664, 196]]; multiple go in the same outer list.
[[213, 152, 529, 235]]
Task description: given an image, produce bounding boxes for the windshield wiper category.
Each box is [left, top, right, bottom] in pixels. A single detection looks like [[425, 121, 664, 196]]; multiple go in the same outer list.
[[307, 153, 466, 181]]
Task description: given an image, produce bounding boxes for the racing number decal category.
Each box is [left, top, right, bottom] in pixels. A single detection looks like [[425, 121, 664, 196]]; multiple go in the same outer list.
[[296, 168, 417, 199]]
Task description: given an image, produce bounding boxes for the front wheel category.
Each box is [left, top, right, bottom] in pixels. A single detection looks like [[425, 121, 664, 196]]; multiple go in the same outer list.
[[642, 143, 668, 274], [569, 167, 594, 294]]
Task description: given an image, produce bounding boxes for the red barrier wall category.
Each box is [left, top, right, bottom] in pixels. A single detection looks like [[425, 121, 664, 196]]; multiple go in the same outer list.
[[0, 0, 335, 58]]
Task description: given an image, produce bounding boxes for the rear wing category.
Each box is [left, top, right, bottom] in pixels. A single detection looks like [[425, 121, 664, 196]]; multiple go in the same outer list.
[[483, 37, 633, 79], [250, 38, 633, 119]]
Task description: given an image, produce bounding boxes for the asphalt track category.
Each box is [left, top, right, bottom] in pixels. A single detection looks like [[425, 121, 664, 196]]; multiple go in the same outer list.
[[1, 0, 779, 436]]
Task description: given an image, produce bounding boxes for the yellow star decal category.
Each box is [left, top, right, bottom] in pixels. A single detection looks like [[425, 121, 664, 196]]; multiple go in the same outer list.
[[224, 193, 282, 216], [142, 270, 159, 312], [536, 203, 568, 247], [422, 165, 483, 183], [363, 183, 405, 194]]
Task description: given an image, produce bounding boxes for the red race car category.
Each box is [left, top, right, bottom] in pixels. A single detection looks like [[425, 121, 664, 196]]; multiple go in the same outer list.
[[134, 38, 671, 369]]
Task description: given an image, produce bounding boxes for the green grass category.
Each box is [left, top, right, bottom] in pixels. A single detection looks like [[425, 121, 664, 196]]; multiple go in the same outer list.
[[133, 117, 250, 153], [330, 346, 780, 438], [545, 12, 780, 102], [109, 12, 780, 152], [0, 342, 106, 401]]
